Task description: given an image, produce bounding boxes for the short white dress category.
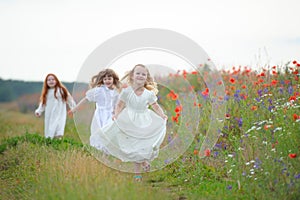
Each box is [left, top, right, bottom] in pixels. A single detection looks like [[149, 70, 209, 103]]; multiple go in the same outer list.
[[35, 88, 76, 138], [98, 86, 167, 163], [85, 85, 119, 150]]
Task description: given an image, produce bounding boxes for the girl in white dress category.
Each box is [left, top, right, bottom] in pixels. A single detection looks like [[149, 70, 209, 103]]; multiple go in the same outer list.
[[69, 69, 121, 150], [35, 73, 76, 139], [98, 64, 168, 181]]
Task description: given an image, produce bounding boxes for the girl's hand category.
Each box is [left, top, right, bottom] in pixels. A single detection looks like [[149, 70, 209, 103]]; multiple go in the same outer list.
[[68, 109, 74, 115], [112, 115, 118, 121], [35, 112, 40, 117], [68, 107, 77, 115], [162, 115, 168, 120]]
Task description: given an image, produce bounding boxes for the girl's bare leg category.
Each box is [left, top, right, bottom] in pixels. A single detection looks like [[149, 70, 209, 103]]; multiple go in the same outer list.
[[134, 162, 142, 182]]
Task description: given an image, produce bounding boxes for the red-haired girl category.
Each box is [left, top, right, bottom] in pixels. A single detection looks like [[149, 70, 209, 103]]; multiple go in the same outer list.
[[35, 73, 76, 139]]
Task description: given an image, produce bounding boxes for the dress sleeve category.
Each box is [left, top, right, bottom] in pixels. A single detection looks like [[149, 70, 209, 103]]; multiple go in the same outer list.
[[119, 87, 129, 102], [148, 90, 158, 105], [85, 88, 96, 102], [35, 102, 45, 115]]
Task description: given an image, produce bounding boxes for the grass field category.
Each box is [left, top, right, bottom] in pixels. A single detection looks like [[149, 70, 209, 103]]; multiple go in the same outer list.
[[1, 61, 300, 199]]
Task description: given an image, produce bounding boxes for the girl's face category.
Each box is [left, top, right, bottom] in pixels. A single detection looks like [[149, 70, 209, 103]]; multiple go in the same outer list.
[[132, 66, 147, 85], [103, 75, 114, 89], [47, 75, 57, 88]]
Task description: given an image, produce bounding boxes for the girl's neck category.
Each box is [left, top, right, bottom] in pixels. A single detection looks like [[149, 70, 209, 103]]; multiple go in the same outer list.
[[106, 85, 114, 90], [99, 84, 114, 90], [132, 83, 144, 91]]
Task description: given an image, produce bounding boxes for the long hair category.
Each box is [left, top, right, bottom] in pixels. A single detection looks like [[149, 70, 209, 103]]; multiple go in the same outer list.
[[89, 69, 121, 90], [122, 64, 158, 94], [40, 73, 69, 105]]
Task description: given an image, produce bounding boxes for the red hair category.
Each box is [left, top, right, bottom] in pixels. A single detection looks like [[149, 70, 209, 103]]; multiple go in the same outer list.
[[39, 73, 69, 105]]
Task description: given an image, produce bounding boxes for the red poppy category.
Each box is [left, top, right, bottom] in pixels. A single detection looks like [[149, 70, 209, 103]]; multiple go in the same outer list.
[[202, 88, 209, 96], [292, 60, 297, 65], [182, 70, 188, 79], [289, 153, 297, 158], [289, 96, 296, 102], [258, 79, 264, 83], [193, 149, 199, 155], [271, 80, 278, 85], [204, 149, 211, 157], [293, 114, 299, 121], [251, 106, 258, 111], [174, 105, 182, 113], [229, 78, 235, 84], [167, 90, 178, 100], [240, 94, 247, 100], [172, 116, 179, 123]]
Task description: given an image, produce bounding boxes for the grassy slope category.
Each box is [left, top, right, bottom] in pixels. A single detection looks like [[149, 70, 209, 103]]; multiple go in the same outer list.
[[0, 103, 173, 200]]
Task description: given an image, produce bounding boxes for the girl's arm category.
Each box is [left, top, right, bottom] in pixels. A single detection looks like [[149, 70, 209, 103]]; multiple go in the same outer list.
[[112, 100, 126, 120], [35, 102, 45, 117], [68, 97, 86, 114], [67, 93, 77, 110], [151, 102, 168, 120]]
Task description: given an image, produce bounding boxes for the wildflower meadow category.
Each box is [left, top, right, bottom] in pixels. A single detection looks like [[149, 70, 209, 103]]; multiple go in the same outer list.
[[0, 60, 299, 199]]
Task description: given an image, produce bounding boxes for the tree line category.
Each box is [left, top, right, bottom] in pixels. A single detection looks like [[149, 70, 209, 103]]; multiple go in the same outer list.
[[0, 78, 76, 102]]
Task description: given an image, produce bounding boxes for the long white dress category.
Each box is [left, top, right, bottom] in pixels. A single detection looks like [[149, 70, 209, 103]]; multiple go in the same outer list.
[[85, 85, 119, 150], [35, 88, 76, 138], [98, 86, 167, 163]]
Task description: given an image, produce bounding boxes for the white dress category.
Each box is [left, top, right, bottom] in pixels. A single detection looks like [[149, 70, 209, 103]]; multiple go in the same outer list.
[[98, 86, 167, 163], [86, 85, 119, 150], [35, 88, 76, 138]]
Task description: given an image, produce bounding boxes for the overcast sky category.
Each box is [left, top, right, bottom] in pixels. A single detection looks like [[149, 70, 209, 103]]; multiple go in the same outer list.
[[0, 0, 299, 82]]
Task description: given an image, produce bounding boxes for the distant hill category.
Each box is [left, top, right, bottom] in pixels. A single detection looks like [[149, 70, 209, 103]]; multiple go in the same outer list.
[[0, 78, 77, 102]]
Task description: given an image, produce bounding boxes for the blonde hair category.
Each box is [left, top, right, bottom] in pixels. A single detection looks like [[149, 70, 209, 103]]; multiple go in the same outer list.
[[90, 69, 121, 90], [122, 64, 158, 94]]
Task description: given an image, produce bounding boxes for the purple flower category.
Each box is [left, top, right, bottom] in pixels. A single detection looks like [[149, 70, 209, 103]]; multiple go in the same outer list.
[[167, 134, 172, 143], [226, 185, 232, 190], [257, 90, 263, 96], [237, 118, 243, 128], [268, 106, 275, 112], [224, 95, 230, 101], [214, 151, 219, 157], [254, 158, 262, 169], [234, 93, 240, 101], [268, 98, 272, 104], [215, 142, 222, 149], [288, 85, 293, 95], [294, 174, 300, 179]]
